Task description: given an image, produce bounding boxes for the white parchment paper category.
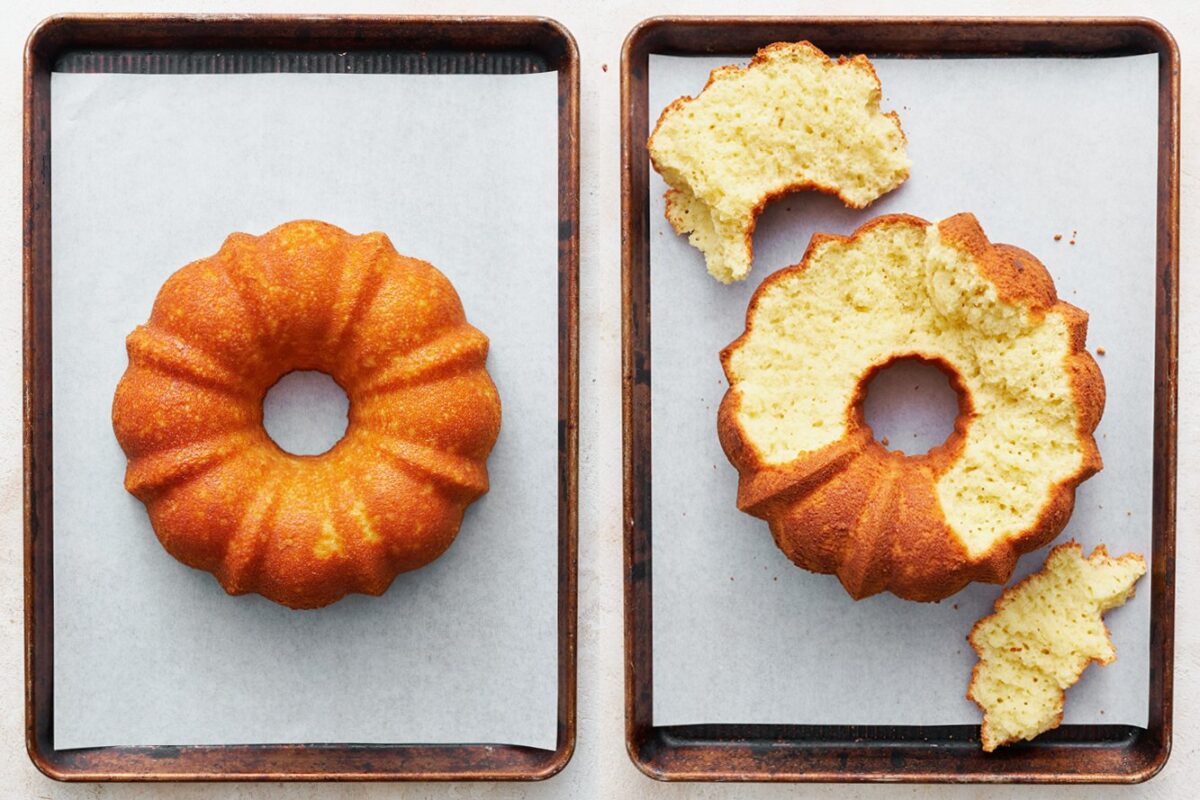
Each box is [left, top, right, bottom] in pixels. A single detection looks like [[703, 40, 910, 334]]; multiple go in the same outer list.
[[51, 71, 559, 749], [649, 54, 1158, 728]]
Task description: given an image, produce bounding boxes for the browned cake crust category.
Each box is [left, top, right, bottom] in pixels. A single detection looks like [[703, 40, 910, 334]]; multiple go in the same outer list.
[[717, 214, 1105, 602], [112, 220, 501, 609]]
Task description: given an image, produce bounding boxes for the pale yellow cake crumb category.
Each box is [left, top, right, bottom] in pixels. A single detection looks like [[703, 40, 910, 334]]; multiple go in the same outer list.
[[648, 42, 910, 283], [968, 542, 1145, 751]]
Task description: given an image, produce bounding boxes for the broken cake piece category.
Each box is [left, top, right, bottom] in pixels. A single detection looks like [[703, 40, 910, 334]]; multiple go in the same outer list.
[[647, 41, 911, 283], [967, 542, 1145, 751]]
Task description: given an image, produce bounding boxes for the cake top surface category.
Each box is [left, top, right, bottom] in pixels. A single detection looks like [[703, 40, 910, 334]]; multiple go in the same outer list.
[[112, 220, 502, 609]]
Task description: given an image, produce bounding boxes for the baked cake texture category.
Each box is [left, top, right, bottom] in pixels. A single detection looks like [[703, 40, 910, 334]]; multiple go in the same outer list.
[[648, 41, 910, 283], [112, 220, 501, 609], [968, 542, 1145, 751], [718, 213, 1105, 602]]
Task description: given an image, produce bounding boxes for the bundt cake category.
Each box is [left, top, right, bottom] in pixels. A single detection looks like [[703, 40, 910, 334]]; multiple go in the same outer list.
[[111, 220, 501, 610], [968, 542, 1145, 751], [647, 41, 910, 283], [718, 213, 1105, 602]]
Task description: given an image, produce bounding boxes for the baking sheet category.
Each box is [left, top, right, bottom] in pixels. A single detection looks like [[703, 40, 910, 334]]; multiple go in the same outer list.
[[51, 70, 559, 750], [649, 54, 1157, 728]]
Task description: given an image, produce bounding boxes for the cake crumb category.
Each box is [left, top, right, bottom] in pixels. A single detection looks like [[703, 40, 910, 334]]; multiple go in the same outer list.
[[601, 63, 608, 72], [952, 603, 959, 610], [968, 543, 1144, 751], [648, 42, 910, 282], [881, 436, 889, 447], [1054, 233, 1063, 241], [1096, 346, 1106, 356]]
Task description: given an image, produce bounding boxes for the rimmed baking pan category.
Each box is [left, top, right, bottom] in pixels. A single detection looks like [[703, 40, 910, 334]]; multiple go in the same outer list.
[[622, 16, 1177, 783], [25, 13, 578, 781]]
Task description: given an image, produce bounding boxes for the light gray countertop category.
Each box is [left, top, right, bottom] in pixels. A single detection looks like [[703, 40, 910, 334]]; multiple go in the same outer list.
[[2, 1, 1195, 797]]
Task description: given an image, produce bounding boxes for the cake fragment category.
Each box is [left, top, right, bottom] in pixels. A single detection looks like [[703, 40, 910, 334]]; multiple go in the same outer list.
[[967, 542, 1145, 751], [648, 41, 910, 282]]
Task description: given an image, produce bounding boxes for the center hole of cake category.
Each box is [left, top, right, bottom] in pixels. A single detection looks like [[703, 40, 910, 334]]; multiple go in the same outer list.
[[262, 371, 350, 456], [862, 357, 961, 455]]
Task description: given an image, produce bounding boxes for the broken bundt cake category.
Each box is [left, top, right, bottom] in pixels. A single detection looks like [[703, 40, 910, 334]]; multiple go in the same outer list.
[[718, 213, 1104, 602]]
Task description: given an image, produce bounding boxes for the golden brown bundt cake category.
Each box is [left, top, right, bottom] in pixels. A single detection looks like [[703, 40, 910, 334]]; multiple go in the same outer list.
[[112, 220, 501, 609], [648, 41, 910, 283], [718, 213, 1105, 602]]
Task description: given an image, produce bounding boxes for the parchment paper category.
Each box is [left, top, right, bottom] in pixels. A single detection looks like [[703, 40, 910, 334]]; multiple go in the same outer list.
[[51, 70, 559, 749], [650, 54, 1158, 727]]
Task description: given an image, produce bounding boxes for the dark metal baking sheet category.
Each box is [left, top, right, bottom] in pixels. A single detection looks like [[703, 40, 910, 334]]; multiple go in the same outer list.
[[25, 13, 578, 782], [621, 15, 1177, 783]]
